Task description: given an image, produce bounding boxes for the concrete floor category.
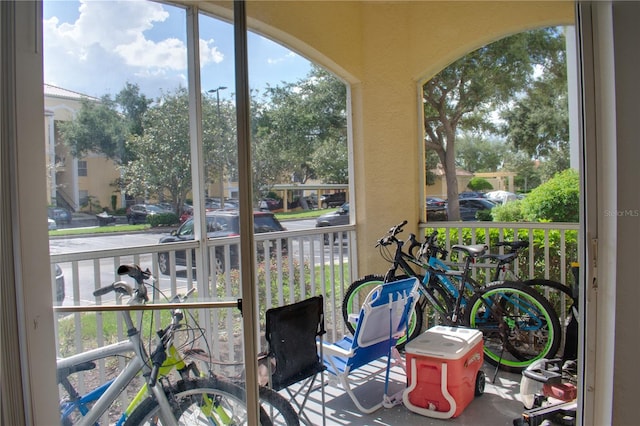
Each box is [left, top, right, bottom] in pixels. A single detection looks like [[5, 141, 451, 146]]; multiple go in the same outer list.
[[284, 357, 529, 426]]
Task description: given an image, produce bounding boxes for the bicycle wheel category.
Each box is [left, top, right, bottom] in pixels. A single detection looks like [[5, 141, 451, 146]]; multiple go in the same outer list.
[[464, 281, 561, 373], [342, 274, 423, 350], [123, 377, 299, 426]]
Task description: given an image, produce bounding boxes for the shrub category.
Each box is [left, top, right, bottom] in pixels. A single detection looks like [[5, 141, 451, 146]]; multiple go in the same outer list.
[[467, 177, 493, 192], [424, 226, 578, 284], [491, 200, 525, 222], [476, 209, 493, 221], [147, 212, 179, 227], [521, 169, 579, 222]]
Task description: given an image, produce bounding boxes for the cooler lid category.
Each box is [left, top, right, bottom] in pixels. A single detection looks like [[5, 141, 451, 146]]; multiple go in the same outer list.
[[405, 326, 482, 359]]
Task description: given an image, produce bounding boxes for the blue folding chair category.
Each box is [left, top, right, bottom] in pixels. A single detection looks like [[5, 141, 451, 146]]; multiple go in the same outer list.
[[322, 277, 419, 413]]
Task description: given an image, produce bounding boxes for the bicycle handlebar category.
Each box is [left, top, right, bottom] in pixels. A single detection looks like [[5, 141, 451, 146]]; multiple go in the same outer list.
[[376, 220, 408, 247], [93, 281, 133, 297], [117, 264, 151, 284]]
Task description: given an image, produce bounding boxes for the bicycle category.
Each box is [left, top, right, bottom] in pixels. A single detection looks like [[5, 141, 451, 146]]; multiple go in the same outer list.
[[57, 264, 299, 426], [477, 240, 579, 361], [342, 221, 562, 373]]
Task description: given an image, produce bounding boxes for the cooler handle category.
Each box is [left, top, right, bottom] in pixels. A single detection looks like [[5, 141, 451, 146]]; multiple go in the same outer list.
[[402, 358, 457, 419]]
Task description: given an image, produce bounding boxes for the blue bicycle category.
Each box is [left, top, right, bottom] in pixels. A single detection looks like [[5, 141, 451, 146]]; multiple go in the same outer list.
[[342, 221, 561, 373]]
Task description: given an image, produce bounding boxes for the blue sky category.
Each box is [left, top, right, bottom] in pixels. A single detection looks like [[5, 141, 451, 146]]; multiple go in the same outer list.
[[43, 0, 313, 100]]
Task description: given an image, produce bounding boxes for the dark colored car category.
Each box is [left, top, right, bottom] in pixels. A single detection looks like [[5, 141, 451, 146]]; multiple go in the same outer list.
[[158, 210, 287, 275], [426, 197, 448, 221], [316, 203, 349, 244], [126, 204, 165, 224], [459, 198, 496, 221], [54, 264, 65, 303], [319, 192, 347, 209], [48, 207, 72, 225], [459, 191, 486, 199]]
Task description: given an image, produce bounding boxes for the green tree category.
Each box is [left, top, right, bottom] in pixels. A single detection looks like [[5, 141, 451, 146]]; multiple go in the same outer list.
[[500, 29, 568, 159], [59, 96, 128, 163], [254, 66, 347, 186], [503, 151, 542, 192], [456, 134, 505, 173], [121, 88, 192, 214], [115, 82, 150, 137], [424, 27, 565, 220], [311, 138, 348, 183], [60, 83, 151, 165], [520, 168, 579, 222]]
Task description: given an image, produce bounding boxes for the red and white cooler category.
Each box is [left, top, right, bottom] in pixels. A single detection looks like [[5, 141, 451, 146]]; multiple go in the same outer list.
[[403, 326, 484, 419]]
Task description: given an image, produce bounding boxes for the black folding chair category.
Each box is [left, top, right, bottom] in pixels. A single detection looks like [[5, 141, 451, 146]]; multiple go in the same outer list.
[[265, 295, 326, 425]]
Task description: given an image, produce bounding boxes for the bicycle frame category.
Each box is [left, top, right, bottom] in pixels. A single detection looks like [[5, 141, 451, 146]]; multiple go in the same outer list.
[[57, 277, 245, 426], [57, 313, 161, 426]]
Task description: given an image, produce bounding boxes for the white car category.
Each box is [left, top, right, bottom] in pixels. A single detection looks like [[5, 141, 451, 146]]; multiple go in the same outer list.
[[48, 217, 57, 230]]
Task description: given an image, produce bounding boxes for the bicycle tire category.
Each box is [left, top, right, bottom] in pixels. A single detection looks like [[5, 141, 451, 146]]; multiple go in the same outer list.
[[342, 275, 423, 350], [464, 281, 561, 373], [123, 377, 299, 426]]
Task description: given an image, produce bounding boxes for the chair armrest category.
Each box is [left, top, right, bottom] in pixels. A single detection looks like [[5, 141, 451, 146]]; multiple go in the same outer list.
[[321, 341, 354, 358]]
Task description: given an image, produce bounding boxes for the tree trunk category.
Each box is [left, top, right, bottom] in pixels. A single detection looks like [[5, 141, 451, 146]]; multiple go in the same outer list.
[[443, 137, 460, 221]]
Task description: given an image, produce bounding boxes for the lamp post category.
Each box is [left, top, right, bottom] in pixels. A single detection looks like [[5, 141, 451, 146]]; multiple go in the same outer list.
[[208, 86, 228, 203], [208, 86, 227, 116]]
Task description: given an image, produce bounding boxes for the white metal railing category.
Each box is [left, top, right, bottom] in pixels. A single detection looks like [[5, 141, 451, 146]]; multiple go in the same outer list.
[[50, 220, 578, 412], [419, 221, 580, 285]]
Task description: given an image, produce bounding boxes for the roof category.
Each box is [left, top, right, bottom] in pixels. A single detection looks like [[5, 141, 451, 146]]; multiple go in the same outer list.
[[44, 84, 99, 102]]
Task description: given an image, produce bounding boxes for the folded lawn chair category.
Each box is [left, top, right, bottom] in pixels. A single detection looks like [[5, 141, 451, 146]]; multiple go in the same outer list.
[[322, 277, 419, 414], [265, 295, 326, 425]]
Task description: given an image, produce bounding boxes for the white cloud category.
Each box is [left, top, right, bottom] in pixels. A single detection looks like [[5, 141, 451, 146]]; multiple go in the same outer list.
[[267, 51, 296, 65], [43, 0, 223, 97]]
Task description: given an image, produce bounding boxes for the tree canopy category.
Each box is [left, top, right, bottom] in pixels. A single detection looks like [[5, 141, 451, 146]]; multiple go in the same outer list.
[[253, 66, 348, 188], [424, 27, 567, 220]]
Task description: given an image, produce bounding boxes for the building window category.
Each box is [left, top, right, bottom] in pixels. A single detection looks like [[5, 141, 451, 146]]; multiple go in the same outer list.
[[78, 160, 87, 176]]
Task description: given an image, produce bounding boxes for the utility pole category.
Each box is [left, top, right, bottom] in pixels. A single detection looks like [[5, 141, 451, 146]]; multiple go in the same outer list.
[[208, 86, 228, 204]]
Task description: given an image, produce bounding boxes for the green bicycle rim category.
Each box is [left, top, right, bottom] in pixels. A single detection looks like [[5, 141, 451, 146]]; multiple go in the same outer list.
[[468, 286, 556, 370]]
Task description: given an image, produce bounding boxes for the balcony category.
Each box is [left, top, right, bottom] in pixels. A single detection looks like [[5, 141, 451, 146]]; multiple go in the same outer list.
[[51, 220, 577, 424]]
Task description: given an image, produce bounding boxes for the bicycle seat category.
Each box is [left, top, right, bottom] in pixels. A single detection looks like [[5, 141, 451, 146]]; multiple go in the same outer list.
[[451, 244, 488, 257], [57, 361, 96, 382]]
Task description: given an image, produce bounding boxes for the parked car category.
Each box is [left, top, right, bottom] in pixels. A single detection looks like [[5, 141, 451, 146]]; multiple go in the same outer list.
[[126, 204, 165, 224], [319, 192, 347, 209], [459, 198, 496, 221], [54, 264, 65, 303], [259, 198, 283, 211], [158, 210, 287, 275], [155, 202, 176, 213], [459, 191, 486, 199], [316, 203, 349, 244], [48, 207, 72, 225], [485, 190, 517, 205], [48, 217, 57, 230], [426, 197, 448, 221]]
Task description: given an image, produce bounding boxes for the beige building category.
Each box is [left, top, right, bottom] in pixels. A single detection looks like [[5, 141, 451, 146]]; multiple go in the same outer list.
[[44, 84, 120, 212]]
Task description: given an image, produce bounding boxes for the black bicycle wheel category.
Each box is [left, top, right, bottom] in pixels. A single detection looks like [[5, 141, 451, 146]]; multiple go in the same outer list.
[[342, 274, 423, 349], [123, 377, 299, 426], [464, 281, 561, 373]]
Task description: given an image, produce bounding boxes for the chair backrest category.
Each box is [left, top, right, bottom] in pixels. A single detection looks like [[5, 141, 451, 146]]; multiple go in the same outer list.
[[265, 295, 325, 390], [347, 277, 418, 369]]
